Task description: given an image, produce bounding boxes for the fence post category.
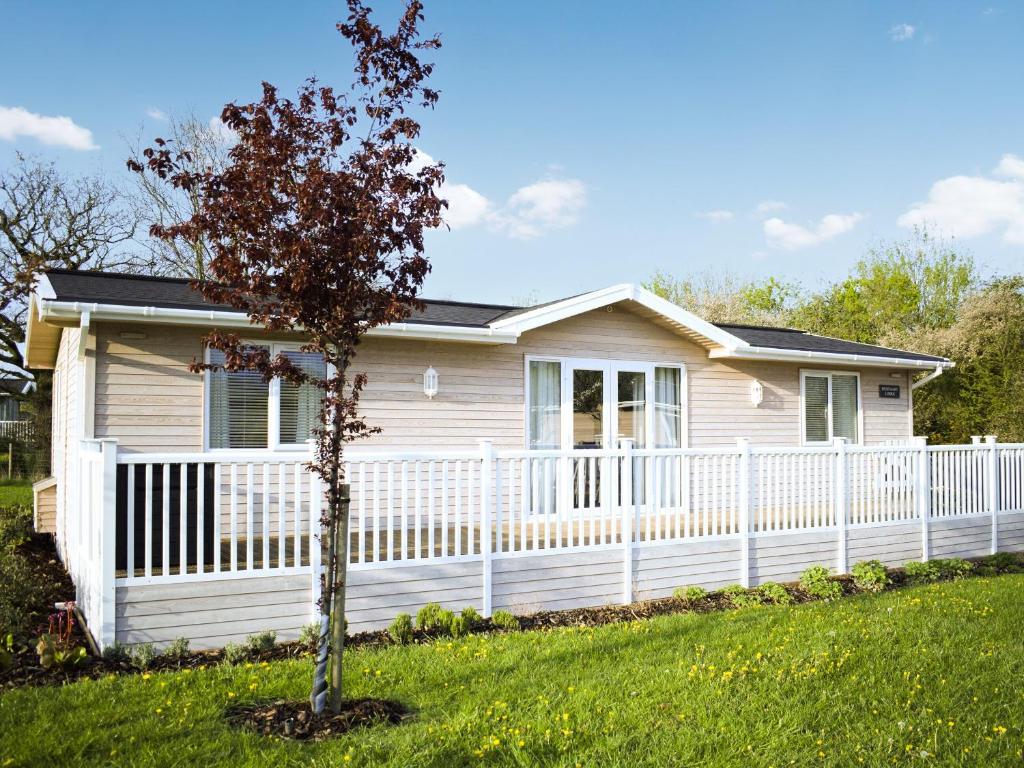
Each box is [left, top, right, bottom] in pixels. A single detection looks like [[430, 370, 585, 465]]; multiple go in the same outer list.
[[480, 440, 494, 617], [309, 474, 323, 624], [620, 438, 634, 605], [833, 438, 848, 574], [736, 438, 751, 588], [914, 436, 930, 562], [97, 439, 118, 650], [986, 435, 999, 554]]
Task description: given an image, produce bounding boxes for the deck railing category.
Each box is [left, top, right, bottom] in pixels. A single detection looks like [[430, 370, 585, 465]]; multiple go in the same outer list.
[[73, 435, 1024, 648], [0, 420, 32, 441]]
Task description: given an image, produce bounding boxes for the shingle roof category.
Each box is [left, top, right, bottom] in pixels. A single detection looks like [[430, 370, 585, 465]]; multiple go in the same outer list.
[[41, 269, 949, 363], [716, 323, 948, 363]]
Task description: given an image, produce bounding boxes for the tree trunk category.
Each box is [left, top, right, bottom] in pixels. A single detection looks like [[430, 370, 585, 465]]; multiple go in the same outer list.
[[328, 483, 351, 713]]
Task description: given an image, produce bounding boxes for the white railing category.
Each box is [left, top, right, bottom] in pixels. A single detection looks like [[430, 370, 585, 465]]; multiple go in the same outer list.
[[72, 435, 1024, 648], [0, 420, 32, 441]]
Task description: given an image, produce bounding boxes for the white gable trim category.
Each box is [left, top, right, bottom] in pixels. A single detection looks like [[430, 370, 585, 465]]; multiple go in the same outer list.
[[489, 283, 747, 350], [709, 345, 955, 370]]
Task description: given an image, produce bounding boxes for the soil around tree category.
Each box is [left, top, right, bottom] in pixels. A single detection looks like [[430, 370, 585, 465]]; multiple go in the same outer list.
[[225, 698, 411, 740]]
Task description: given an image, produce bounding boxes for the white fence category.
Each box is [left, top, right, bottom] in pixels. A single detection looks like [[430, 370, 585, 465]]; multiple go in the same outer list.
[[72, 436, 1024, 649], [0, 420, 32, 441]]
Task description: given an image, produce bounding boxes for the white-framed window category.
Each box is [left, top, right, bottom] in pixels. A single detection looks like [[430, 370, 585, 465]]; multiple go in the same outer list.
[[205, 342, 328, 451], [525, 356, 687, 450], [800, 369, 861, 445]]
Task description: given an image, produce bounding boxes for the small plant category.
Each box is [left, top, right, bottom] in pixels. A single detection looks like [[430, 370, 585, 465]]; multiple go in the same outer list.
[[35, 604, 87, 670], [937, 558, 974, 581], [0, 633, 14, 672], [244, 630, 277, 655], [222, 642, 247, 666], [851, 560, 890, 593], [447, 614, 470, 638], [673, 585, 708, 602], [799, 565, 842, 600], [903, 560, 941, 584], [129, 642, 158, 671], [163, 637, 190, 661], [461, 606, 482, 628], [416, 602, 455, 633], [978, 552, 1021, 575], [758, 582, 794, 605], [388, 613, 414, 645], [299, 622, 320, 652], [490, 610, 519, 631], [102, 641, 130, 664], [720, 584, 763, 609]]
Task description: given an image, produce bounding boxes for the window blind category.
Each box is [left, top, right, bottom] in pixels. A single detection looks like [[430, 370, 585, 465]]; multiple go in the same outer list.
[[803, 375, 830, 443], [208, 348, 269, 449], [279, 351, 328, 445], [831, 374, 859, 442], [654, 366, 682, 448]]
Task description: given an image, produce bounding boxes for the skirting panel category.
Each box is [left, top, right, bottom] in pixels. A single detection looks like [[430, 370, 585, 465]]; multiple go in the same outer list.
[[633, 539, 742, 599], [998, 511, 1024, 551], [929, 516, 991, 559], [750, 531, 836, 584], [848, 523, 920, 567], [492, 549, 623, 614]]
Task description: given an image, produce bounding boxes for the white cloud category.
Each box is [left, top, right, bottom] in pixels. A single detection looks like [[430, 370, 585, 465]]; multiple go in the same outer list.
[[695, 209, 735, 222], [889, 23, 916, 41], [442, 183, 491, 230], [0, 105, 98, 150], [898, 156, 1024, 244], [208, 115, 237, 144], [146, 107, 167, 121], [754, 200, 787, 216], [763, 212, 864, 250]]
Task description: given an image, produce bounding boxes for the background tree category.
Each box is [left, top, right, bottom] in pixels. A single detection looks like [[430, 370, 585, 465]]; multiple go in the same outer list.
[[127, 113, 233, 279], [131, 0, 443, 715], [644, 270, 801, 326]]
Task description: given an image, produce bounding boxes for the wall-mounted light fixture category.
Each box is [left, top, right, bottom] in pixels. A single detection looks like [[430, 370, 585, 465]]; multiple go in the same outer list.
[[423, 366, 439, 399], [750, 379, 764, 407]]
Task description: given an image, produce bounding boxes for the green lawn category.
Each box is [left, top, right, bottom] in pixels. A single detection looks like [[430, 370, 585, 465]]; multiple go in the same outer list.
[[0, 480, 33, 509], [3, 577, 1024, 767]]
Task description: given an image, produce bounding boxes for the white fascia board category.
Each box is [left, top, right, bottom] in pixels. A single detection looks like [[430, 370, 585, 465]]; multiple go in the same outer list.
[[37, 301, 519, 345], [708, 345, 955, 370], [489, 283, 748, 350]]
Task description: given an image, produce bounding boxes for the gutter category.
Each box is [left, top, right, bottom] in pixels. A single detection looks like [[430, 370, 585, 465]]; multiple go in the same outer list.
[[36, 300, 521, 345], [708, 345, 955, 371], [911, 364, 949, 390]]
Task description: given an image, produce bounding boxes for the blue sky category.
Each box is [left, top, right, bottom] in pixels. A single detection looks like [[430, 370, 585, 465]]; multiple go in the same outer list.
[[1, 1, 1022, 303]]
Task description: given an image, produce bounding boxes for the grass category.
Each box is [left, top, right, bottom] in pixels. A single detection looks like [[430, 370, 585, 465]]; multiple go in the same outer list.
[[0, 479, 33, 508], [2, 577, 1024, 767]]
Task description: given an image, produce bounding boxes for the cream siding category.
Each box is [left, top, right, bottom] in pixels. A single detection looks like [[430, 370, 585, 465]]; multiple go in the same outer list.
[[90, 305, 913, 454]]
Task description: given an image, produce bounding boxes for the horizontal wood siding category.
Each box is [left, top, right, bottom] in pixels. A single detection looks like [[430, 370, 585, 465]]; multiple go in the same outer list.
[[749, 531, 836, 583], [346, 561, 481, 633], [998, 512, 1024, 552], [34, 482, 57, 533], [492, 549, 623, 614], [115, 574, 311, 649], [633, 539, 741, 598], [847, 523, 921, 567], [929, 517, 991, 559]]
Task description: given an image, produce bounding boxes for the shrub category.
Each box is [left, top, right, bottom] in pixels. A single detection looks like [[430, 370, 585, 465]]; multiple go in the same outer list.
[[461, 606, 482, 628], [0, 505, 32, 553], [937, 558, 974, 581], [163, 637, 190, 661], [244, 631, 277, 655], [720, 584, 763, 609], [416, 602, 455, 633], [903, 560, 941, 584], [758, 582, 793, 605], [979, 552, 1021, 575], [673, 585, 708, 602], [0, 550, 48, 636], [799, 565, 842, 600], [447, 614, 470, 638], [490, 610, 519, 631], [222, 642, 247, 665], [851, 560, 889, 593], [129, 642, 158, 671], [299, 622, 320, 652], [102, 641, 130, 664], [388, 613, 414, 645]]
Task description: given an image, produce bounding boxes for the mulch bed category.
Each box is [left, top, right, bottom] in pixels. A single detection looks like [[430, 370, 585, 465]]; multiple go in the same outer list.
[[225, 698, 410, 740]]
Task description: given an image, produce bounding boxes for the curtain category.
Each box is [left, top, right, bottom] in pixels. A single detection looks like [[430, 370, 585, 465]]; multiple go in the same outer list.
[[654, 367, 681, 448], [803, 375, 829, 443], [529, 360, 561, 449], [279, 351, 328, 444], [617, 370, 645, 445], [208, 347, 269, 449], [831, 374, 859, 442]]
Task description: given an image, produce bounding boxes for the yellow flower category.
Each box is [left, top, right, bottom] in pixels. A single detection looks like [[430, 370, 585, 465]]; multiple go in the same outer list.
[[993, 726, 1008, 736]]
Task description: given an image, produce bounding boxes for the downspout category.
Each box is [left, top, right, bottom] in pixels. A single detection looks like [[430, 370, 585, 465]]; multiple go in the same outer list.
[[911, 364, 949, 391]]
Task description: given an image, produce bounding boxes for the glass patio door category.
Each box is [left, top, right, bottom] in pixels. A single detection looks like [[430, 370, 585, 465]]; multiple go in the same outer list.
[[570, 366, 606, 449]]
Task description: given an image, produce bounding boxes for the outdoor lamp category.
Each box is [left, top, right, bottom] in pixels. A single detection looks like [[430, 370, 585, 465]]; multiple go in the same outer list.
[[750, 379, 763, 407], [423, 366, 439, 399]]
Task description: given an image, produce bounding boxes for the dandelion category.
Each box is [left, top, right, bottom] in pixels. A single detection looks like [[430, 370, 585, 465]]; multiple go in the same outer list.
[[993, 726, 1008, 736]]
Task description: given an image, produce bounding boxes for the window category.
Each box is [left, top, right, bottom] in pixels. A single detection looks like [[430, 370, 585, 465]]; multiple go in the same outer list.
[[801, 370, 860, 444], [525, 357, 685, 449], [207, 344, 327, 450]]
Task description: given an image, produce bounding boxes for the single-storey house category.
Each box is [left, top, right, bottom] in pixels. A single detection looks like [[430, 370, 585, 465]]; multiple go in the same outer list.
[[34, 268, 1018, 652]]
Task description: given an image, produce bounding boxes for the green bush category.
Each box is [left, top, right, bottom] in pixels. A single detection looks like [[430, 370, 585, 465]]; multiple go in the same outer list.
[[799, 565, 842, 600], [388, 613, 414, 645], [222, 642, 247, 665], [0, 505, 32, 552], [937, 558, 974, 581], [903, 560, 942, 583], [978, 552, 1022, 575], [851, 560, 890, 593], [129, 643, 158, 671], [416, 602, 455, 633], [102, 641, 130, 664], [720, 584, 763, 609], [163, 637, 191, 661], [244, 631, 276, 655], [673, 585, 708, 602], [490, 610, 519, 631], [0, 550, 48, 636], [461, 606, 482, 628], [758, 582, 794, 605], [298, 622, 320, 652], [447, 614, 470, 638]]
